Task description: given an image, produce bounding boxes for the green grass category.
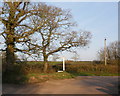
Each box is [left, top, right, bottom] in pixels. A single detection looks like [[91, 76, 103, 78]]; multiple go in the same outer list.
[[24, 72, 75, 83]]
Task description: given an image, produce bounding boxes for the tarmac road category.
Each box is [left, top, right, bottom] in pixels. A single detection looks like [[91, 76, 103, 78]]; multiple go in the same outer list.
[[2, 76, 119, 95]]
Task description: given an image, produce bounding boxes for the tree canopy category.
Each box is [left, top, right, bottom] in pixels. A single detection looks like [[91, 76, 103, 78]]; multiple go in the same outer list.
[[0, 2, 92, 72]]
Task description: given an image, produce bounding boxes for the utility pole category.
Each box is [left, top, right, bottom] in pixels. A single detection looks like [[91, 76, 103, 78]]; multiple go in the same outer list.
[[104, 38, 107, 66]]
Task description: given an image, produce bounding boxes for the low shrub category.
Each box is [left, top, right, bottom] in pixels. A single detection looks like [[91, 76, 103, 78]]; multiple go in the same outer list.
[[2, 62, 57, 84], [65, 63, 118, 76], [2, 64, 28, 84]]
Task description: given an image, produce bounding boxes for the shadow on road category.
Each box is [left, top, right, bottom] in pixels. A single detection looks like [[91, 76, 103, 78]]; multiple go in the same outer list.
[[79, 76, 119, 95]]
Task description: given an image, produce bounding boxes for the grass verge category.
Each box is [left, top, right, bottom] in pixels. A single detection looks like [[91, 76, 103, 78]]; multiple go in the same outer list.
[[26, 72, 75, 83], [3, 71, 75, 84]]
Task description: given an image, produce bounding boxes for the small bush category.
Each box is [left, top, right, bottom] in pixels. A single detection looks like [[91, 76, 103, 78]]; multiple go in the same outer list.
[[2, 64, 28, 84]]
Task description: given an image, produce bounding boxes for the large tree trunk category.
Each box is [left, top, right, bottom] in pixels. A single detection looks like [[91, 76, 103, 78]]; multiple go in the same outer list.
[[4, 5, 16, 71], [6, 27, 15, 70], [43, 56, 49, 73], [6, 43, 15, 70]]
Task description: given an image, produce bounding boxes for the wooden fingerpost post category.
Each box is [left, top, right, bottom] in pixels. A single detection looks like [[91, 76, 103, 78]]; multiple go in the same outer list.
[[63, 57, 65, 71]]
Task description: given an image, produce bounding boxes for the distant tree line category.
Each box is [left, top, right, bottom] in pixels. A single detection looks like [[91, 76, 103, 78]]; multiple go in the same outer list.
[[97, 41, 119, 64]]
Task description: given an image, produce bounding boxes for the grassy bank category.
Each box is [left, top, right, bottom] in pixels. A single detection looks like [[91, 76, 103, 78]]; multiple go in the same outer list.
[[3, 71, 75, 84]]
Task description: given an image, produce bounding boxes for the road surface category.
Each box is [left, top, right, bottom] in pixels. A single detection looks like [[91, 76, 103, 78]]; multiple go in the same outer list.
[[2, 76, 119, 95]]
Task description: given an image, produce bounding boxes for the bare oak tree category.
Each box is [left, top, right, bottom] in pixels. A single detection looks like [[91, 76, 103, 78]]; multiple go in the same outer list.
[[0, 2, 43, 70], [30, 3, 92, 72]]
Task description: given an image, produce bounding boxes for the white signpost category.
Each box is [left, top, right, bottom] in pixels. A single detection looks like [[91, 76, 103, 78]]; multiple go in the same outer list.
[[63, 57, 65, 71], [58, 56, 65, 72]]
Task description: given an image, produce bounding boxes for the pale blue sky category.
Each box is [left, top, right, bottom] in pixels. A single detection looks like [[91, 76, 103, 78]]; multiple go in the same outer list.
[[46, 2, 118, 61], [0, 1, 118, 61]]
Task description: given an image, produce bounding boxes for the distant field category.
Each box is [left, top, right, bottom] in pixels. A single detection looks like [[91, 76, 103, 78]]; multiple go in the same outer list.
[[20, 61, 97, 65], [21, 60, 118, 65]]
